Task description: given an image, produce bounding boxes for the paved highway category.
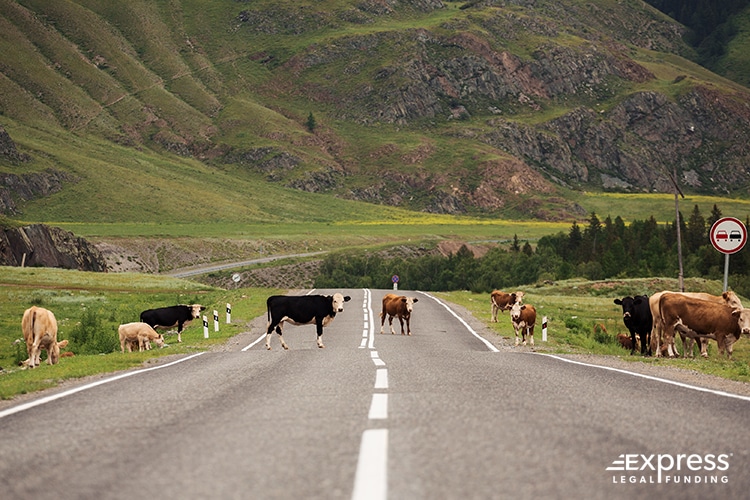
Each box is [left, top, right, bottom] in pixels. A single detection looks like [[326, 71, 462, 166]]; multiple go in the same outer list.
[[1, 288, 748, 499]]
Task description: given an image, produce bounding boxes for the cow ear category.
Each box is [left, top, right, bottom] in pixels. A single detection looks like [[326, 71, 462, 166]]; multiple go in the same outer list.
[[400, 297, 407, 303], [344, 296, 351, 302], [634, 297, 642, 305], [614, 299, 622, 305], [412, 297, 418, 303]]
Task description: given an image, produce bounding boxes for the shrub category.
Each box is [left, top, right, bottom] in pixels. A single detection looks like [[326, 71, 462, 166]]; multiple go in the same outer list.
[[69, 308, 120, 355]]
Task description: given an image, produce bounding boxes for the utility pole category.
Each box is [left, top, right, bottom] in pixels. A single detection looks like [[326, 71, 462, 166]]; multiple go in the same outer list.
[[667, 166, 685, 292]]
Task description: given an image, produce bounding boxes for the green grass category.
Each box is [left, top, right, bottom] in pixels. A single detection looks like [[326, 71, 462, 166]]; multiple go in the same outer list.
[[0, 266, 281, 400], [438, 277, 750, 383]]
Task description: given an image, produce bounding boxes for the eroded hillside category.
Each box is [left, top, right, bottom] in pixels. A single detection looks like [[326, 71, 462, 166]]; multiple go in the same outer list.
[[1, 0, 749, 221]]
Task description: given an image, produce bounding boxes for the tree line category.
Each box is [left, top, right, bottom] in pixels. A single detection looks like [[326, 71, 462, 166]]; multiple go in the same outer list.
[[314, 204, 750, 297]]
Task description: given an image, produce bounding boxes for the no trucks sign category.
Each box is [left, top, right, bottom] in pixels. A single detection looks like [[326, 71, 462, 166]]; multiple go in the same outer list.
[[709, 217, 747, 292]]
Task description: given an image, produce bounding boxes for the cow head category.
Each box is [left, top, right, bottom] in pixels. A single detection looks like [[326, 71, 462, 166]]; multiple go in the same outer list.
[[153, 334, 165, 348], [614, 296, 638, 322], [734, 308, 750, 336], [510, 302, 526, 322], [331, 293, 351, 313], [190, 304, 205, 318], [401, 296, 418, 313], [723, 291, 744, 310], [514, 291, 525, 305], [47, 339, 69, 366]]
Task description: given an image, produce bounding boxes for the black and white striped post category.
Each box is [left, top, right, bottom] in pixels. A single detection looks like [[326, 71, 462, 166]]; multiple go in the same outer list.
[[542, 316, 548, 342], [213, 310, 219, 332], [203, 315, 209, 339], [226, 303, 231, 324]]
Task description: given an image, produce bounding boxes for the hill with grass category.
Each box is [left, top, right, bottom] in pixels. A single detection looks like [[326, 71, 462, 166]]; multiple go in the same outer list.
[[1, 0, 749, 225]]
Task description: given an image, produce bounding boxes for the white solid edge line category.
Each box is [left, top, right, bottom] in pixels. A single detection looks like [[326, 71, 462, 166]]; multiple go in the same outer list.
[[533, 352, 750, 403], [420, 291, 499, 352], [0, 352, 207, 419], [352, 428, 388, 500]]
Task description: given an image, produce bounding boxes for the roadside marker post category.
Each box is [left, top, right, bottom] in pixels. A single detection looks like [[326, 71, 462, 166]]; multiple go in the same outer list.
[[226, 303, 232, 324], [542, 316, 548, 342], [203, 315, 209, 339], [213, 310, 219, 332], [392, 275, 399, 291]]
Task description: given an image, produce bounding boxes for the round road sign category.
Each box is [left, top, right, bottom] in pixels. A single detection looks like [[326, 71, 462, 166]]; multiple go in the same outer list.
[[392, 275, 399, 283], [710, 217, 747, 255]]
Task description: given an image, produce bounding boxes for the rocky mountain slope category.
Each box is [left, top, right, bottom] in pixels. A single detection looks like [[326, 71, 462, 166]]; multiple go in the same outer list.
[[1, 0, 748, 220]]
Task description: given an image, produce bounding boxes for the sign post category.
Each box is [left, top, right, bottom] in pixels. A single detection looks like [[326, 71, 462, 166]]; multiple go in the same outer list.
[[709, 217, 747, 291], [392, 275, 399, 291]]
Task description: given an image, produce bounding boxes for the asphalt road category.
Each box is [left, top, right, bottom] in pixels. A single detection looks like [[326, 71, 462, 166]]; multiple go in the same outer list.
[[1, 288, 748, 499]]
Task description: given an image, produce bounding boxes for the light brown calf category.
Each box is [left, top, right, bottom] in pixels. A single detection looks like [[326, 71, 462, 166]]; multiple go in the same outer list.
[[118, 322, 165, 353], [380, 293, 419, 336], [21, 306, 67, 368]]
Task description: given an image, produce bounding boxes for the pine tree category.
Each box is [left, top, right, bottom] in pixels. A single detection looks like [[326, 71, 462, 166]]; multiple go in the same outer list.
[[305, 112, 316, 132]]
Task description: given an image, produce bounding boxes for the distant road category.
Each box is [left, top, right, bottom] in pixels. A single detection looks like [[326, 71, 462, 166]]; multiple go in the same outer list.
[[165, 251, 327, 278]]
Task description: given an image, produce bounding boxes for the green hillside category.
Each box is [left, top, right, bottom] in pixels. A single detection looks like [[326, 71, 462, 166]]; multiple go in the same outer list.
[[1, 0, 749, 230]]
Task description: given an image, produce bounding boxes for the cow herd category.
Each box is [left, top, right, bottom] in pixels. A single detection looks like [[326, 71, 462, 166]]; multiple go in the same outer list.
[[614, 291, 750, 359], [19, 303, 205, 368], [17, 287, 750, 367]]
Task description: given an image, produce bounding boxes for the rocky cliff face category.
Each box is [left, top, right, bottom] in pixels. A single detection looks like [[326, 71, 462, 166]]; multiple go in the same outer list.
[[0, 224, 107, 272]]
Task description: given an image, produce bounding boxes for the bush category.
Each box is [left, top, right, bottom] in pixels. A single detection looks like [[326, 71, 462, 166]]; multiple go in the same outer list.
[[69, 308, 120, 355]]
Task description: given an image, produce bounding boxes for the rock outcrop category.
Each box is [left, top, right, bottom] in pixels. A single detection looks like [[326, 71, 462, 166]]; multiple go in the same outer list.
[[0, 224, 107, 272]]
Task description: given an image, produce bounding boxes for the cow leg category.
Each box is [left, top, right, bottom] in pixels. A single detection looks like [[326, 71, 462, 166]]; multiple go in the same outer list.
[[30, 339, 43, 368], [398, 316, 406, 335], [389, 315, 396, 335], [528, 325, 534, 346], [680, 333, 694, 358], [316, 319, 325, 348], [514, 327, 520, 347], [629, 331, 637, 355], [379, 310, 386, 334], [177, 323, 184, 343], [265, 321, 287, 350], [405, 316, 412, 336], [699, 337, 709, 358], [491, 303, 498, 323]]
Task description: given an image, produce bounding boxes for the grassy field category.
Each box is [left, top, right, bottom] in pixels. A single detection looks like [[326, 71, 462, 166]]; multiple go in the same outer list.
[[2, 268, 749, 402], [438, 276, 750, 382]]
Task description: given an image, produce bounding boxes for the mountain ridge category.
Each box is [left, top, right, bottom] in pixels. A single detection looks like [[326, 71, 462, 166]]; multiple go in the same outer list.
[[1, 0, 749, 222]]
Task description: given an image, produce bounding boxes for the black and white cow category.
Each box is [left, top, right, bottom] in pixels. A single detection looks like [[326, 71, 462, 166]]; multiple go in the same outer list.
[[265, 293, 351, 350], [613, 295, 653, 356], [139, 304, 205, 343]]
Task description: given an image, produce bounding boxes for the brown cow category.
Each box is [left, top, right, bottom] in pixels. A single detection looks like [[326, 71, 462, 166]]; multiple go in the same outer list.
[[21, 306, 68, 368], [659, 294, 750, 359], [650, 291, 743, 357], [380, 293, 418, 336], [118, 322, 165, 353], [510, 302, 536, 346], [491, 290, 524, 322]]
